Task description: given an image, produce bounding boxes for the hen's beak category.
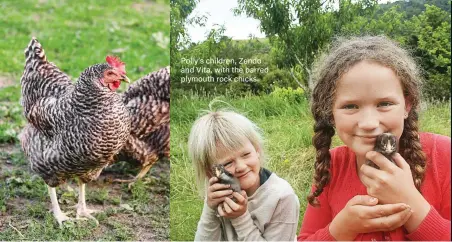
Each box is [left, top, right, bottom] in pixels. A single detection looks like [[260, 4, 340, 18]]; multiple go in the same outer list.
[[121, 75, 131, 83]]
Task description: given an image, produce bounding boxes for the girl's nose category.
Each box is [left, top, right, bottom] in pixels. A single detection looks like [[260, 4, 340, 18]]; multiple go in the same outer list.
[[358, 110, 379, 130]]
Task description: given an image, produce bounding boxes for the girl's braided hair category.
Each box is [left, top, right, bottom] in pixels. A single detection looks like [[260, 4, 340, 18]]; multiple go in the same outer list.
[[308, 36, 427, 206]]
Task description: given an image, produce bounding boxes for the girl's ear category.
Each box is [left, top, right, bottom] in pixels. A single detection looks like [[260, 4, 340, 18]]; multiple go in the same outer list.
[[405, 98, 413, 119], [327, 114, 335, 127]]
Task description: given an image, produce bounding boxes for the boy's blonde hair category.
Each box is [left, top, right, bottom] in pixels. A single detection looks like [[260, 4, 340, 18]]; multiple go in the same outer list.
[[188, 108, 265, 198]]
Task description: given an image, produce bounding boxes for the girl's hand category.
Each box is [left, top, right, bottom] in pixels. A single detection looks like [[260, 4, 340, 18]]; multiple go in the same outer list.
[[360, 152, 417, 204], [360, 152, 431, 233], [329, 195, 413, 240], [207, 177, 234, 210], [218, 191, 248, 219]]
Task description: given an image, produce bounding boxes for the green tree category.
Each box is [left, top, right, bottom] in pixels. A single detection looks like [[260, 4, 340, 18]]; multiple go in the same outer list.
[[407, 5, 451, 100], [170, 0, 204, 90], [235, 0, 378, 96]]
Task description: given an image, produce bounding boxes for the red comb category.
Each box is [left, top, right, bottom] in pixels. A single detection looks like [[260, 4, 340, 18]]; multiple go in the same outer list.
[[106, 55, 126, 74]]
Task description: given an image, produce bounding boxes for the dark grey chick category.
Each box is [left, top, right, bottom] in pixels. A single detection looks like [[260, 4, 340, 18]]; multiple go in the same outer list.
[[212, 164, 241, 193], [366, 132, 397, 169], [211, 164, 242, 216]]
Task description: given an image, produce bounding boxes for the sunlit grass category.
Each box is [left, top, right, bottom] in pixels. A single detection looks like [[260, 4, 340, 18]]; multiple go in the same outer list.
[[169, 91, 450, 240]]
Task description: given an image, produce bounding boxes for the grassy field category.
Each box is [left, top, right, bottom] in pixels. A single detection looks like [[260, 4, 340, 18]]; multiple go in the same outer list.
[[0, 0, 170, 240], [169, 91, 451, 241]]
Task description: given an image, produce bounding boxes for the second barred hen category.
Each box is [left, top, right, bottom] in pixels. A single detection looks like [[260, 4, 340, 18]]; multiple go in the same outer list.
[[114, 67, 170, 184]]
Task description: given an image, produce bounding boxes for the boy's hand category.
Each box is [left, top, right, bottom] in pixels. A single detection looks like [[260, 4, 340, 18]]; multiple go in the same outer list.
[[218, 191, 248, 219], [207, 177, 233, 210]]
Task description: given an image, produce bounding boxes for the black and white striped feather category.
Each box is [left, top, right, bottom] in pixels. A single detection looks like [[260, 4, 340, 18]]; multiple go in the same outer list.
[[116, 67, 170, 169]]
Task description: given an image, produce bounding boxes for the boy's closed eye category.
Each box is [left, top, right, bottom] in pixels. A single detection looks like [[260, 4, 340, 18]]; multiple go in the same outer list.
[[242, 152, 251, 157], [223, 161, 233, 168]]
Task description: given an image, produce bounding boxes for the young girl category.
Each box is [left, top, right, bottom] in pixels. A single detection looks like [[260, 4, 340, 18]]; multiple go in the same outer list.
[[298, 36, 450, 241], [188, 108, 300, 241]]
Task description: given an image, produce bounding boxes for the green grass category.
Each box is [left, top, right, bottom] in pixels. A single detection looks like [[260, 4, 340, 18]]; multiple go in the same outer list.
[[0, 0, 170, 143], [0, 144, 170, 240], [169, 92, 451, 241], [0, 0, 169, 77], [0, 0, 169, 240]]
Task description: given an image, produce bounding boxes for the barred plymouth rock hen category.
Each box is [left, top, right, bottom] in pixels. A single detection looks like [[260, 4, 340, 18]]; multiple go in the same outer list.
[[113, 67, 170, 185], [19, 37, 131, 227]]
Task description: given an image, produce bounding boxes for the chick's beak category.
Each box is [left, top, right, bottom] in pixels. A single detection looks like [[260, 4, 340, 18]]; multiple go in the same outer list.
[[121, 74, 131, 83]]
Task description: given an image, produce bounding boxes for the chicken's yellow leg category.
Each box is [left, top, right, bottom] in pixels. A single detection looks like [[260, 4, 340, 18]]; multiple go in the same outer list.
[[135, 164, 153, 180], [113, 164, 154, 189], [48, 186, 72, 228], [113, 164, 153, 183], [75, 180, 99, 225]]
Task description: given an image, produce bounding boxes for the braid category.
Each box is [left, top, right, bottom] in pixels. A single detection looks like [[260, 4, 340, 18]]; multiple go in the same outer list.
[[307, 35, 426, 205], [399, 111, 427, 192], [307, 120, 335, 206]]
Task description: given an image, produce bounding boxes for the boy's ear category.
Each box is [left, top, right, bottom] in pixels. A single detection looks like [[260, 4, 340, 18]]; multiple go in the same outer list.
[[255, 145, 261, 157], [206, 165, 213, 178]]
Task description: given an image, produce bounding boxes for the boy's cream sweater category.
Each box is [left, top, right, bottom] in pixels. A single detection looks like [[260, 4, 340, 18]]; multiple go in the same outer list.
[[195, 172, 300, 241]]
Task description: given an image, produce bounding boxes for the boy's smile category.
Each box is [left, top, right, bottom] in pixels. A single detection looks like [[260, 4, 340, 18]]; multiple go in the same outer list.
[[215, 139, 261, 196], [332, 60, 411, 166]]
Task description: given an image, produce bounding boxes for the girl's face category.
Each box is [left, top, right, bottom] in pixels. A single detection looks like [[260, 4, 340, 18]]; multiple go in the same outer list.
[[332, 61, 411, 163], [215, 139, 261, 196]]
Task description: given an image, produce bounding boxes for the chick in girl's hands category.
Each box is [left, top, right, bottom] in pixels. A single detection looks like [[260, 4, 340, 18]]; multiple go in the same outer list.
[[366, 132, 397, 169]]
